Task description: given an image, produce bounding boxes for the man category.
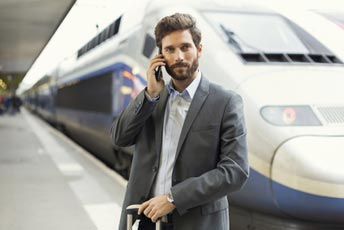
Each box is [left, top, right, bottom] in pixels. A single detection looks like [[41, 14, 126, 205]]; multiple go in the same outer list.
[[112, 13, 249, 230]]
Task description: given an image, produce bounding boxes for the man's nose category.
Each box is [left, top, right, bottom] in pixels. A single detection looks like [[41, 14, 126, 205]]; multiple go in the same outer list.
[[175, 49, 184, 62]]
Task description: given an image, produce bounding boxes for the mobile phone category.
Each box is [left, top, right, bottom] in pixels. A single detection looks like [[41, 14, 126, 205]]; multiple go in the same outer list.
[[155, 49, 163, 81]]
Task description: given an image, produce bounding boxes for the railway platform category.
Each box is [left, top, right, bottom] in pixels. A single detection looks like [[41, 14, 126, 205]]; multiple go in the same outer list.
[[0, 109, 126, 230]]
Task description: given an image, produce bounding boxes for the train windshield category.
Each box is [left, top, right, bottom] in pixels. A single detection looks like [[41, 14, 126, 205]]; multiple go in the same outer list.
[[205, 12, 309, 53]]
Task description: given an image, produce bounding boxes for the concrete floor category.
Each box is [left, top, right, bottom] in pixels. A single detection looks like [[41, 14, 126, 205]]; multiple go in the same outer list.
[[0, 109, 126, 230]]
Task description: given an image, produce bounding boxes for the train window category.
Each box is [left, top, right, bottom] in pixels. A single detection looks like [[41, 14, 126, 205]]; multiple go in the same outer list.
[[285, 19, 333, 55], [91, 37, 97, 49], [77, 16, 122, 59], [82, 45, 87, 55], [109, 23, 115, 36], [100, 31, 107, 42], [78, 47, 84, 57], [105, 27, 111, 39], [111, 16, 122, 36], [142, 33, 156, 58], [77, 49, 82, 57], [95, 34, 101, 45], [204, 12, 309, 54], [87, 41, 92, 52], [57, 72, 112, 113]]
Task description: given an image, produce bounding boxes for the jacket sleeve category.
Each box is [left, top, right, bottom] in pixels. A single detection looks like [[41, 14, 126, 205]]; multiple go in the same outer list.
[[171, 93, 249, 215], [111, 89, 157, 147]]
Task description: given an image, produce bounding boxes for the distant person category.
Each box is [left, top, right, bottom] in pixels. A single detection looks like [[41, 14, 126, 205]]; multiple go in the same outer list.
[[111, 13, 249, 230], [3, 94, 11, 114], [12, 95, 22, 113], [6, 93, 21, 115], [0, 95, 4, 115]]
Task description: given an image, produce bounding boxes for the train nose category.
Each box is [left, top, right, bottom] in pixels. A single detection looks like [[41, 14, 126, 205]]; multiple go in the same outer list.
[[271, 136, 344, 223]]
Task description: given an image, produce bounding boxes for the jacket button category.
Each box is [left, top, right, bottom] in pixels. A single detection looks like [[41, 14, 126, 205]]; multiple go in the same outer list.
[[152, 166, 158, 172]]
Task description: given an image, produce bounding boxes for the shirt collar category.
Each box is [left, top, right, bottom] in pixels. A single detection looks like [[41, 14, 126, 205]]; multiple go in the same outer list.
[[167, 70, 202, 100]]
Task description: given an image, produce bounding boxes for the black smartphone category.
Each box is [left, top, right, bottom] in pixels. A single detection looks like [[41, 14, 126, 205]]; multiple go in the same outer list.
[[155, 49, 163, 81]]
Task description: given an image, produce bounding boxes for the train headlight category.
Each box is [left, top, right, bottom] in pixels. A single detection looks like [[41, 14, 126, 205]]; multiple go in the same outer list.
[[260, 106, 322, 126]]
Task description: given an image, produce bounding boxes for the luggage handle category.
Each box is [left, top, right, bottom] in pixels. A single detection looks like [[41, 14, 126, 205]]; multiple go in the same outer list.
[[126, 204, 162, 230]]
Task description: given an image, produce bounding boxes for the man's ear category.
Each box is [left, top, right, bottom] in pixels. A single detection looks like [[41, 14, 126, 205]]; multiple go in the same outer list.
[[197, 43, 203, 58]]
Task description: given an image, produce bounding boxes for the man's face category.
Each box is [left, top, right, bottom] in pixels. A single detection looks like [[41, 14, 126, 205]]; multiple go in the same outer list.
[[161, 30, 202, 81]]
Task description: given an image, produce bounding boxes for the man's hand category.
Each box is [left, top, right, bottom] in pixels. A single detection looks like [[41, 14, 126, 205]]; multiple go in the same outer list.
[[146, 54, 165, 98], [138, 194, 175, 222]]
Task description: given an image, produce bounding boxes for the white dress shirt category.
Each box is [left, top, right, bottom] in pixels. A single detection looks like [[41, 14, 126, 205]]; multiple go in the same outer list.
[[153, 71, 202, 196]]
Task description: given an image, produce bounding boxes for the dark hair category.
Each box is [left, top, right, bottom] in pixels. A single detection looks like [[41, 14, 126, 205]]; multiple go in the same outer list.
[[154, 13, 202, 50]]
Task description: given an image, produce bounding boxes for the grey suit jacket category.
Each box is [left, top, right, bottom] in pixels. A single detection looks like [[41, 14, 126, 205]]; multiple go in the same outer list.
[[112, 76, 249, 230]]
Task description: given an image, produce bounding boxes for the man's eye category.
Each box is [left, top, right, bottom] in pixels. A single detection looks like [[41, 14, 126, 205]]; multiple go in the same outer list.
[[166, 48, 174, 53], [181, 45, 190, 51]]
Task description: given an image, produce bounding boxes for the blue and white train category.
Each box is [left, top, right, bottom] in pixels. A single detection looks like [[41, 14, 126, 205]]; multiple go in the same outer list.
[[23, 0, 344, 229]]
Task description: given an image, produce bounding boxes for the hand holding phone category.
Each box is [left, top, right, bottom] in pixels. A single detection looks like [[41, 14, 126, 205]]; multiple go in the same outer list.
[[155, 48, 164, 81], [146, 50, 165, 98]]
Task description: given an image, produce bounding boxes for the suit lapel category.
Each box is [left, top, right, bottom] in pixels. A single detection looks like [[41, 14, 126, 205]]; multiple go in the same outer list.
[[155, 87, 169, 157], [175, 76, 210, 160]]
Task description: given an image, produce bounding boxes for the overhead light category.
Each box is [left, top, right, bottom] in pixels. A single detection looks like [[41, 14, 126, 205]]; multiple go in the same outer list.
[[0, 79, 7, 90]]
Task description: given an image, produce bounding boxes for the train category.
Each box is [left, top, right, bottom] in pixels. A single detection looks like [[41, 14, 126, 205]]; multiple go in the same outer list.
[[22, 0, 344, 229], [315, 9, 344, 30], [277, 7, 344, 62]]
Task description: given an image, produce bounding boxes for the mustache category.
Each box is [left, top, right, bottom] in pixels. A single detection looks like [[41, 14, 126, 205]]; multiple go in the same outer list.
[[170, 62, 190, 69]]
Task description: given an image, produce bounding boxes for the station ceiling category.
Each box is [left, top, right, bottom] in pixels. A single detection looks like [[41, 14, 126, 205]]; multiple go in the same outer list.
[[0, 0, 76, 93]]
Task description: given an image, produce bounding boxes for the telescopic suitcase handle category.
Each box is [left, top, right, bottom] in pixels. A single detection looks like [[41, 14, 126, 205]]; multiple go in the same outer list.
[[126, 204, 162, 230]]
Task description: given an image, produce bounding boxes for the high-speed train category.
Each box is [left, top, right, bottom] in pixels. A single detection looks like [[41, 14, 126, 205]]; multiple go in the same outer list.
[[23, 0, 344, 229]]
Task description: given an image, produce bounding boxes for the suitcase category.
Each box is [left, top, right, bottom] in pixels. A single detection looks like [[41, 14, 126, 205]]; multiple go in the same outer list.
[[126, 204, 162, 230]]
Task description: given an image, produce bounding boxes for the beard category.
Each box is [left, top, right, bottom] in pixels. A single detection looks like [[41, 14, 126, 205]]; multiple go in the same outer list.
[[165, 58, 199, 81]]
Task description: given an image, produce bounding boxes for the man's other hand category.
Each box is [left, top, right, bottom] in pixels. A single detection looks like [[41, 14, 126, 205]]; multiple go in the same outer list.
[[138, 194, 176, 222]]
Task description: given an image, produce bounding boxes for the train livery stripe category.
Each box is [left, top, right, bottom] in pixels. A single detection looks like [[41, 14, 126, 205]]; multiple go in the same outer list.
[[234, 167, 344, 222], [249, 148, 344, 199], [272, 178, 344, 222], [59, 62, 146, 87]]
